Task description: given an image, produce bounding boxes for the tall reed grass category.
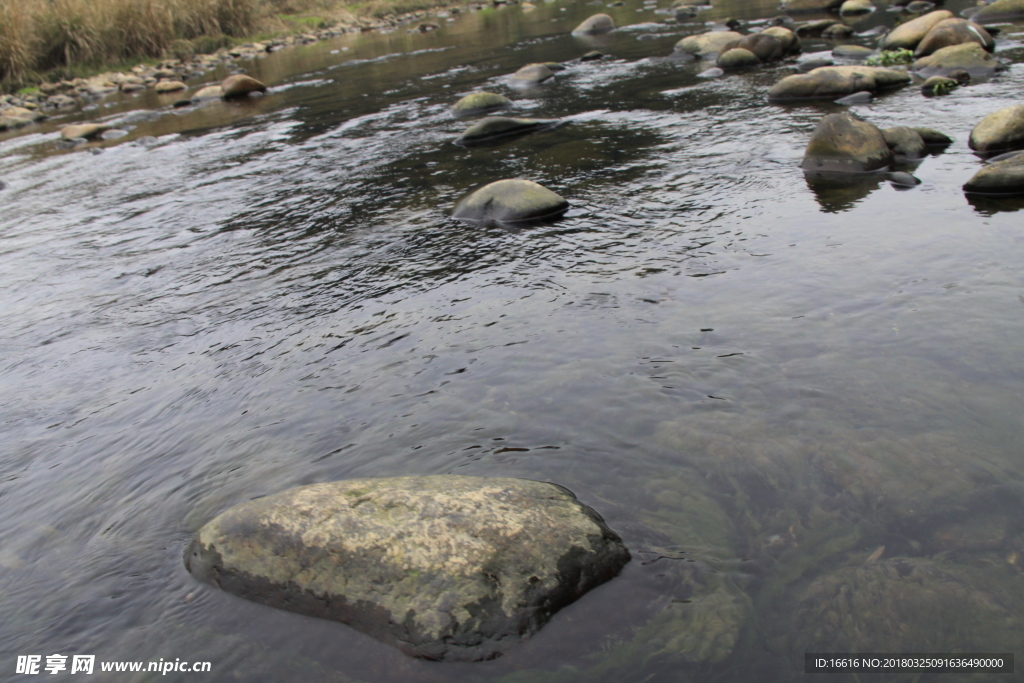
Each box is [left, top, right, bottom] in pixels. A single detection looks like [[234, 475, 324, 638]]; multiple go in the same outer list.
[[1, 0, 333, 89]]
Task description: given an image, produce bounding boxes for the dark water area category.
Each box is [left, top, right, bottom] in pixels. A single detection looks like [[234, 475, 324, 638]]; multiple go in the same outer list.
[[2, 0, 1024, 680]]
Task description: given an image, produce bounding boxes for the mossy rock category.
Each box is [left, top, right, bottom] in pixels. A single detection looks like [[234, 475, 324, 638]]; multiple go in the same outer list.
[[451, 92, 513, 117], [452, 179, 569, 224], [454, 116, 557, 146], [969, 104, 1024, 154], [920, 75, 959, 95], [186, 476, 629, 662]]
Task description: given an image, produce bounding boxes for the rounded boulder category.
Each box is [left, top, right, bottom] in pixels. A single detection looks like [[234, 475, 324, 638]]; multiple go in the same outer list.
[[963, 153, 1024, 195], [879, 10, 953, 51], [674, 31, 743, 58], [969, 105, 1024, 155], [186, 476, 629, 661], [972, 0, 1024, 24], [451, 92, 513, 117], [913, 18, 994, 57], [802, 113, 894, 173], [572, 13, 615, 35], [717, 48, 761, 69], [221, 74, 267, 99], [911, 42, 1006, 79], [767, 65, 909, 101], [453, 179, 569, 224]]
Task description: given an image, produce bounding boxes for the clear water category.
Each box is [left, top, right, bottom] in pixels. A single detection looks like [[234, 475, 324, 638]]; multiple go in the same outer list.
[[2, 0, 1024, 680]]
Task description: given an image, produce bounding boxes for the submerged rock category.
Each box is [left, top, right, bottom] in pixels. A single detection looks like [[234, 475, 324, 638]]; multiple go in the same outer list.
[[221, 74, 267, 99], [186, 476, 628, 661], [572, 13, 616, 35], [454, 116, 557, 145], [451, 92, 513, 117], [832, 44, 874, 59], [834, 90, 873, 104], [913, 18, 994, 57], [510, 63, 555, 86], [963, 154, 1024, 195], [972, 0, 1024, 24], [191, 85, 224, 102], [453, 179, 569, 224], [674, 31, 743, 58], [911, 42, 1006, 79], [802, 113, 893, 173], [736, 33, 784, 62], [767, 65, 909, 101], [879, 9, 953, 50], [969, 105, 1024, 155], [840, 0, 874, 14]]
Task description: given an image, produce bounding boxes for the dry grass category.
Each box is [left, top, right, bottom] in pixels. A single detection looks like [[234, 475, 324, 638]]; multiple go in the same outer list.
[[0, 0, 34, 85]]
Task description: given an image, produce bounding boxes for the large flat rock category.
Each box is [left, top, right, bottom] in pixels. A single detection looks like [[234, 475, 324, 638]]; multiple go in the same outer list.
[[186, 476, 630, 661]]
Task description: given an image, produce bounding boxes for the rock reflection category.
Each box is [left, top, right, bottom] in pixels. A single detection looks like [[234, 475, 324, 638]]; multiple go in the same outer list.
[[804, 170, 885, 212]]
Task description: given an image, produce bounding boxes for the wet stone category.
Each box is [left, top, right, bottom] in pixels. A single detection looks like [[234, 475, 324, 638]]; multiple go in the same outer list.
[[802, 113, 893, 173], [886, 171, 922, 187], [768, 65, 909, 101], [879, 9, 953, 51], [911, 41, 1005, 79], [834, 90, 873, 105], [221, 74, 267, 99], [882, 126, 927, 159], [186, 476, 629, 661], [510, 63, 555, 86], [717, 48, 761, 70], [454, 116, 557, 146], [969, 105, 1024, 155], [572, 13, 615, 35]]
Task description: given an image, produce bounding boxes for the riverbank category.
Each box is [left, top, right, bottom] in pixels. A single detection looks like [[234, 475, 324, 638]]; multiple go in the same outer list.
[[0, 0, 474, 95]]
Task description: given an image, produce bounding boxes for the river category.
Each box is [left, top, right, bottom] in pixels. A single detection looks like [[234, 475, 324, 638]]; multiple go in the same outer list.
[[2, 0, 1023, 680]]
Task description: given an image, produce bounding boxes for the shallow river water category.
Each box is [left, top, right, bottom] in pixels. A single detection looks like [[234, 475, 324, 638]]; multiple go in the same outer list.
[[2, 0, 1024, 680]]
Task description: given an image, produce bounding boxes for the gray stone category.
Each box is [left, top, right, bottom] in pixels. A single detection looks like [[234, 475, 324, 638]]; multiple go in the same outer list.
[[453, 179, 569, 224], [969, 105, 1024, 155], [192, 85, 224, 102], [972, 0, 1024, 24], [510, 64, 555, 86], [911, 43, 1006, 79], [832, 44, 875, 59], [717, 48, 761, 69], [451, 92, 513, 117], [913, 18, 994, 57], [186, 476, 628, 661], [796, 19, 839, 35], [822, 23, 855, 38], [879, 10, 953, 50], [572, 13, 615, 35], [802, 113, 894, 173], [963, 154, 1024, 195], [454, 116, 557, 146], [698, 67, 725, 78], [886, 171, 921, 187], [882, 126, 927, 158], [767, 65, 909, 101], [834, 90, 873, 104]]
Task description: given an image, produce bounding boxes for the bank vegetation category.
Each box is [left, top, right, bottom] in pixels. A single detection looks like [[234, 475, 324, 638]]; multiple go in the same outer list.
[[0, 0, 450, 90]]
